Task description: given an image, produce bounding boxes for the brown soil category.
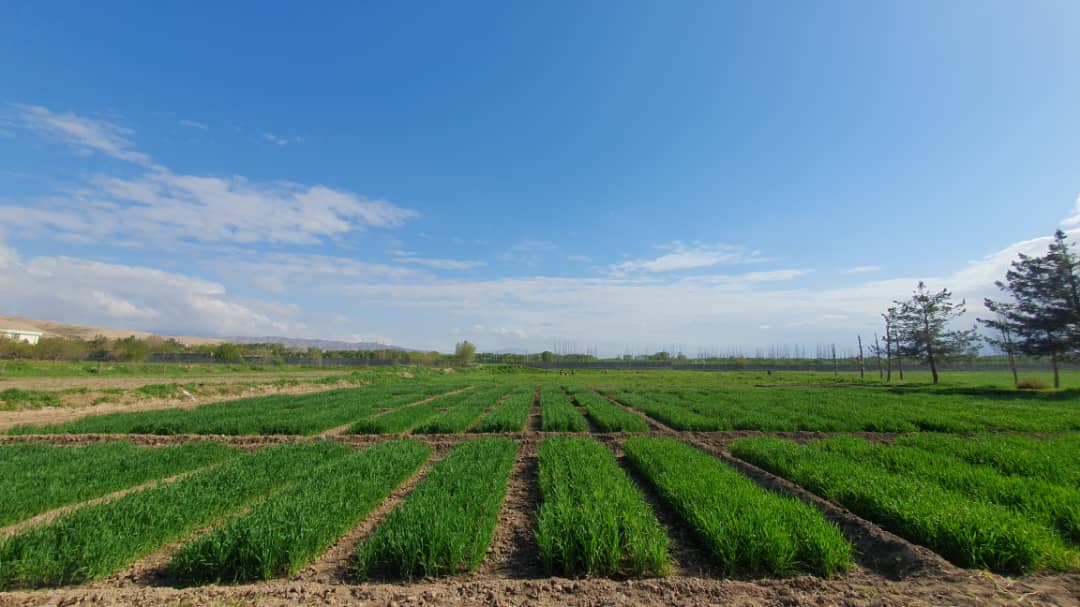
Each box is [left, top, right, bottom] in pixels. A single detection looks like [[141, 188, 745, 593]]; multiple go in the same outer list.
[[0, 377, 356, 432]]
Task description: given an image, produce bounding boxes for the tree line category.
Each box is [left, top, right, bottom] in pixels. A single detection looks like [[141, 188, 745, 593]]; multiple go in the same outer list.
[[879, 230, 1080, 387]]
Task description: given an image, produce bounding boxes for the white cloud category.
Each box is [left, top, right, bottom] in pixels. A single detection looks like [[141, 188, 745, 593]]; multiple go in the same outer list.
[[610, 241, 762, 274], [393, 256, 486, 270], [15, 104, 153, 166], [567, 254, 592, 263], [844, 265, 881, 274], [0, 241, 293, 336], [8, 106, 417, 245], [178, 119, 208, 130]]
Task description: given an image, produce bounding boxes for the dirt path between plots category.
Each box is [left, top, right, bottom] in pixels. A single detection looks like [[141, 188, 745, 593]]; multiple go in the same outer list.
[[0, 381, 361, 432], [3, 561, 1076, 606], [0, 371, 350, 391]]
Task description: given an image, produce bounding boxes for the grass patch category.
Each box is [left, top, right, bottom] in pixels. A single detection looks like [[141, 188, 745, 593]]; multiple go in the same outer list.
[[539, 385, 587, 432], [729, 437, 1077, 575], [568, 388, 649, 432], [472, 390, 535, 432], [0, 441, 236, 527], [624, 437, 851, 577], [536, 436, 669, 577], [0, 441, 349, 589], [170, 440, 430, 582], [356, 438, 516, 578]]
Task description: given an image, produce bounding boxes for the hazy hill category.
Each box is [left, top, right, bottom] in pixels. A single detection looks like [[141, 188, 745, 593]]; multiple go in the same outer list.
[[223, 336, 414, 352], [0, 315, 222, 346]]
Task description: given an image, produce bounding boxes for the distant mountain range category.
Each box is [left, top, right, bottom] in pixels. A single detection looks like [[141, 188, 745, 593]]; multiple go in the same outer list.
[[223, 336, 415, 352]]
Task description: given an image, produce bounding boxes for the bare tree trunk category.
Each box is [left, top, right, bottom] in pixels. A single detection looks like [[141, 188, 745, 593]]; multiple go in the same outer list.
[[998, 325, 1018, 389], [895, 329, 904, 381], [857, 335, 865, 379], [923, 315, 938, 384], [874, 333, 883, 379], [1051, 350, 1060, 389], [884, 325, 893, 382], [831, 344, 838, 376]]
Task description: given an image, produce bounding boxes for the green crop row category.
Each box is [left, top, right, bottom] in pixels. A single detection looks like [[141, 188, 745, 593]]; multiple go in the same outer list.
[[411, 386, 507, 434], [814, 436, 1080, 543], [348, 388, 477, 434], [170, 440, 431, 582], [729, 437, 1077, 575], [568, 389, 649, 432], [0, 441, 236, 527], [536, 436, 668, 576], [0, 441, 347, 589], [604, 386, 1080, 433], [356, 438, 517, 578], [539, 386, 587, 432], [894, 433, 1080, 487], [9, 384, 457, 436], [624, 437, 851, 577], [472, 389, 535, 432]]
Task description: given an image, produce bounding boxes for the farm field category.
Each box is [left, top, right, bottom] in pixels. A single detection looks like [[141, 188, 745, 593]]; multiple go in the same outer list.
[[0, 367, 1077, 606]]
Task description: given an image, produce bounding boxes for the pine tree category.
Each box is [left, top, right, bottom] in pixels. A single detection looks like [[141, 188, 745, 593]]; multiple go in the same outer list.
[[983, 230, 1080, 389], [892, 282, 978, 384]]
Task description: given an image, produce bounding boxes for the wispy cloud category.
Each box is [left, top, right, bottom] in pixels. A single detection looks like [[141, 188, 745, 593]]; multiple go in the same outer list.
[[178, 119, 208, 130], [844, 265, 881, 274], [1060, 193, 1080, 227], [394, 256, 487, 270], [263, 132, 302, 147], [15, 104, 153, 166], [498, 239, 557, 265], [609, 241, 762, 275]]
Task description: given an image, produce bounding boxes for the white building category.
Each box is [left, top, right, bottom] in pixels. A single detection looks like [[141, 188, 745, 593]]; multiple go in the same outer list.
[[0, 329, 43, 345]]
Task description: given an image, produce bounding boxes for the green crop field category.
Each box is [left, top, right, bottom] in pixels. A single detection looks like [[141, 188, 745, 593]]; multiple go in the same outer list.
[[566, 387, 650, 432], [471, 387, 535, 432], [624, 437, 851, 577], [356, 437, 516, 578], [538, 384, 588, 431], [536, 436, 668, 576], [8, 384, 461, 435], [170, 440, 431, 582], [0, 367, 1076, 602], [0, 441, 235, 526], [0, 441, 346, 589], [729, 436, 1078, 574]]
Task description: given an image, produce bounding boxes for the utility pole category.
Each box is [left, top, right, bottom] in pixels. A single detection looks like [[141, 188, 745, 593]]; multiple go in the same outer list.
[[874, 333, 883, 379], [857, 335, 865, 379]]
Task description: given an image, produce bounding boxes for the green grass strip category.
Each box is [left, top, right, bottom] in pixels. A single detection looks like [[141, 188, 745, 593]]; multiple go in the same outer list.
[[348, 389, 477, 434], [623, 437, 851, 577], [815, 437, 1080, 544], [539, 386, 587, 432], [729, 437, 1077, 575], [894, 433, 1080, 488], [0, 441, 349, 589], [411, 387, 506, 434], [9, 385, 452, 435], [472, 390, 534, 432], [170, 440, 431, 582], [536, 436, 669, 577], [356, 437, 516, 578], [570, 389, 649, 432], [0, 441, 236, 526]]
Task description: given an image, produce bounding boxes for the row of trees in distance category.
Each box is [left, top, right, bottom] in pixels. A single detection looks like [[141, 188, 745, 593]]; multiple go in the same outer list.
[[878, 230, 1080, 387]]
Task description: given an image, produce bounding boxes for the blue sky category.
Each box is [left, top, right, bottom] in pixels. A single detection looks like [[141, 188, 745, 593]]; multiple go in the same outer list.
[[1, 1, 1079, 354]]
